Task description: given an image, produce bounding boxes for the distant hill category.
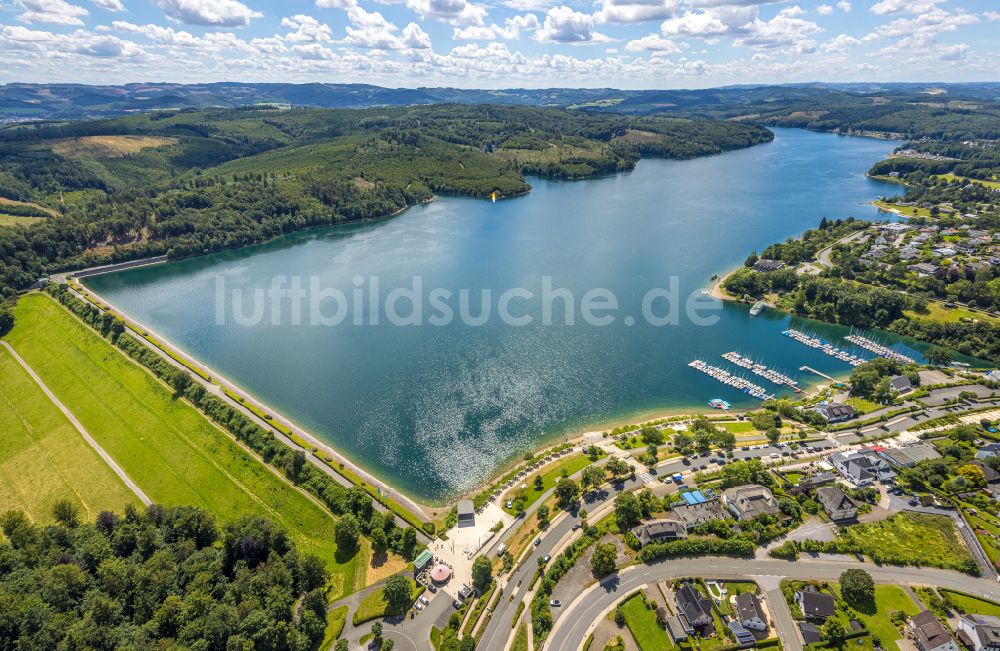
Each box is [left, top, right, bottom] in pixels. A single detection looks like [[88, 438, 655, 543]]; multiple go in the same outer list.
[[2, 81, 998, 122]]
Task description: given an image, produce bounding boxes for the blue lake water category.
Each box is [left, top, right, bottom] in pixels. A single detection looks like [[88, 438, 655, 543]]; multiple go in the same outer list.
[[85, 128, 934, 502]]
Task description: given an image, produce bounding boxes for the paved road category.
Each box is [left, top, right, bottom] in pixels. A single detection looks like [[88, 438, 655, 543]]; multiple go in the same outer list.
[[816, 230, 869, 268], [1, 340, 152, 506], [477, 475, 645, 651], [765, 585, 801, 651], [544, 557, 1000, 651]]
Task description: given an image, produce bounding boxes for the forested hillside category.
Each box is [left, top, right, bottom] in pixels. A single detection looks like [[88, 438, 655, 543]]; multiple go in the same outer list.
[[0, 503, 330, 649], [0, 104, 772, 299]]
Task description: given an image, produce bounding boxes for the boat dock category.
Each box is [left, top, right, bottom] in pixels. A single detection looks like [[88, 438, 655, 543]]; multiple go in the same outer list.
[[843, 333, 915, 365], [800, 366, 837, 382], [721, 352, 802, 393], [781, 329, 866, 366], [688, 359, 775, 400]]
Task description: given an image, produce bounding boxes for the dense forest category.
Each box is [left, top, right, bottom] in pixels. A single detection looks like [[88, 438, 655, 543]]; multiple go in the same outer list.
[[0, 503, 330, 649], [0, 104, 772, 301]]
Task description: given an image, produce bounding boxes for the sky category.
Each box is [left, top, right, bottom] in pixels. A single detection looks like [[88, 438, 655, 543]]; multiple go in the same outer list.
[[0, 0, 997, 88]]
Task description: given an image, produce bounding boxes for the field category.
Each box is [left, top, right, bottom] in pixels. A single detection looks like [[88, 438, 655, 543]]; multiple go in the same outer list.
[[351, 577, 423, 625], [5, 293, 365, 597], [906, 302, 1000, 325], [0, 346, 139, 523], [503, 453, 595, 514], [839, 512, 975, 572], [0, 214, 43, 227], [939, 590, 1000, 617], [873, 199, 932, 219], [49, 135, 178, 159], [620, 592, 677, 651], [934, 173, 1000, 190], [721, 422, 755, 433]]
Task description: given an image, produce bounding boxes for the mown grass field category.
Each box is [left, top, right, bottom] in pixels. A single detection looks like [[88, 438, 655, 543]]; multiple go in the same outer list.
[[351, 577, 423, 625], [6, 293, 366, 597], [0, 345, 139, 523], [906, 302, 1000, 325], [503, 453, 594, 514], [934, 173, 1000, 190], [873, 199, 932, 218], [940, 589, 1000, 617], [620, 592, 677, 651], [0, 214, 44, 227]]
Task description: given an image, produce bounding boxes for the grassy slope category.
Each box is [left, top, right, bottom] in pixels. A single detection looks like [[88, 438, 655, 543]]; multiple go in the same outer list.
[[0, 346, 139, 523], [832, 583, 920, 651], [939, 589, 1000, 617], [6, 293, 365, 597], [839, 512, 975, 571]]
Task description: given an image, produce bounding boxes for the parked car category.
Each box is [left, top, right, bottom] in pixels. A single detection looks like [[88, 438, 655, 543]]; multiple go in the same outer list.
[[542, 555, 551, 563], [550, 600, 562, 607], [419, 595, 430, 605], [534, 537, 541, 546], [453, 600, 463, 609], [415, 602, 423, 611]]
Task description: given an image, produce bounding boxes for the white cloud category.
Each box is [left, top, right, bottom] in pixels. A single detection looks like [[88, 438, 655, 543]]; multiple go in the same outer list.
[[535, 5, 607, 42], [403, 0, 488, 26], [659, 6, 755, 38], [281, 15, 333, 42], [866, 7, 978, 49], [595, 0, 681, 24], [76, 33, 143, 56], [154, 0, 261, 27], [502, 0, 551, 10], [92, 0, 125, 10], [821, 32, 859, 51], [453, 14, 538, 39], [870, 0, 942, 15], [816, 4, 833, 14], [982, 10, 999, 21], [401, 22, 432, 48], [625, 33, 680, 52], [736, 6, 822, 49], [836, 0, 851, 10], [15, 0, 89, 25]]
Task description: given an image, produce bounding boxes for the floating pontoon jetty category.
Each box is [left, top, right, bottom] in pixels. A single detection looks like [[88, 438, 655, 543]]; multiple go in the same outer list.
[[688, 359, 775, 400], [781, 329, 866, 366], [722, 352, 802, 393], [843, 332, 915, 365]]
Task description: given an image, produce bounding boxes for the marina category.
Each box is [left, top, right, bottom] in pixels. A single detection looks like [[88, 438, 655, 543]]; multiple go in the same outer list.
[[844, 332, 916, 365], [781, 329, 867, 366], [688, 359, 775, 400], [721, 351, 802, 393]]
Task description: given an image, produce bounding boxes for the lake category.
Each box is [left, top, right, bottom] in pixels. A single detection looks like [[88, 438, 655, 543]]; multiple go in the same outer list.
[[85, 128, 922, 503]]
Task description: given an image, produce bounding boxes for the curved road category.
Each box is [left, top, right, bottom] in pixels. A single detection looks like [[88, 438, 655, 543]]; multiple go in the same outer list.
[[545, 557, 1000, 651]]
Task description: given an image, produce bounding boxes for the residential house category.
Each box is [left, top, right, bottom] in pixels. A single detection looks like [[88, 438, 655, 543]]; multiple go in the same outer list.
[[753, 259, 785, 273], [816, 486, 858, 522], [670, 499, 727, 528], [911, 610, 959, 651], [956, 241, 979, 254], [934, 247, 958, 257], [631, 519, 687, 546], [971, 460, 1000, 487], [899, 248, 922, 260], [815, 403, 857, 423], [735, 592, 768, 632], [879, 442, 941, 468], [879, 222, 912, 234], [795, 587, 836, 622], [729, 621, 756, 647], [874, 235, 889, 246], [910, 262, 939, 276], [890, 375, 913, 393], [722, 484, 781, 520], [957, 614, 1000, 651], [797, 472, 838, 490], [968, 230, 989, 238], [676, 582, 714, 633], [800, 623, 823, 644], [831, 450, 896, 485], [976, 443, 1000, 461]]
